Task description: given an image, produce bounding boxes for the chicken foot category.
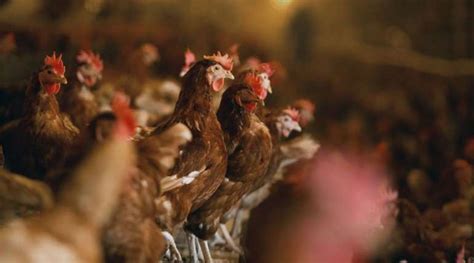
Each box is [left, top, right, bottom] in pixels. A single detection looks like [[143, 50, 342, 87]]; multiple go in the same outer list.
[[231, 208, 246, 239], [162, 231, 183, 262]]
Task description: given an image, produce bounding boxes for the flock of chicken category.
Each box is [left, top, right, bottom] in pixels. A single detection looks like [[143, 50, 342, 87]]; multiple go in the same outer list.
[[0, 45, 318, 262]]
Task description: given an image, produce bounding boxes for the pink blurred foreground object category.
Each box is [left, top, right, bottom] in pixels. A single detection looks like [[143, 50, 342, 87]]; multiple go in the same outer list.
[[294, 150, 397, 263]]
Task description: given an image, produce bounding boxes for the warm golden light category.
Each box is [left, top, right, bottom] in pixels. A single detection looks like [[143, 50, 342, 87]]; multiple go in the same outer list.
[[275, 0, 293, 7]]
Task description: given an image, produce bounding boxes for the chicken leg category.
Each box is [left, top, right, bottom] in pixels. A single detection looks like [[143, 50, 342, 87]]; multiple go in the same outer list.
[[186, 233, 199, 263], [219, 224, 242, 254], [162, 231, 183, 262], [198, 239, 214, 263]]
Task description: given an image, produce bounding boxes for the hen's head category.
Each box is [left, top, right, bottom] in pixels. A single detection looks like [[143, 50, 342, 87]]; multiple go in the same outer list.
[[111, 92, 136, 140], [203, 51, 234, 92], [293, 99, 316, 127], [38, 52, 67, 95], [76, 50, 104, 88], [90, 92, 135, 141], [244, 72, 267, 102], [276, 107, 302, 137], [140, 43, 159, 66], [257, 63, 275, 94], [233, 84, 261, 113]]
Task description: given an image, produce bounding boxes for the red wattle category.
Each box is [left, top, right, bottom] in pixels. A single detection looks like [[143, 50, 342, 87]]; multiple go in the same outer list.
[[245, 102, 257, 112], [45, 84, 61, 95], [212, 78, 225, 92]]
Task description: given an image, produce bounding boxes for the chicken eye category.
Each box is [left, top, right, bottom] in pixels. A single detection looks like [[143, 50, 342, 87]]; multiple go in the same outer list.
[[47, 70, 53, 74], [214, 66, 220, 71]]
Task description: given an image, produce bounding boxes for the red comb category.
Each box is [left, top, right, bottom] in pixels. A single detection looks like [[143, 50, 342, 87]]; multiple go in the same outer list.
[[76, 50, 104, 72], [112, 92, 136, 138], [258, 63, 275, 77], [44, 52, 65, 75], [203, 51, 234, 71], [244, 73, 265, 100], [283, 107, 300, 122]]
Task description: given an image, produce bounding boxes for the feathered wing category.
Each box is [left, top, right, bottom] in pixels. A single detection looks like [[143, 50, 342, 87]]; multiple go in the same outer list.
[[0, 168, 53, 224], [278, 134, 320, 171], [0, 133, 135, 263]]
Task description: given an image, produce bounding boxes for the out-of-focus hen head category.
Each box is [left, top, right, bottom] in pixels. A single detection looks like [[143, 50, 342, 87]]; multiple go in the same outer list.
[[244, 72, 267, 103], [277, 107, 302, 137], [89, 91, 136, 142], [240, 59, 275, 98], [38, 52, 67, 95], [257, 63, 275, 95], [180, 48, 196, 77], [228, 43, 241, 67], [76, 50, 104, 88], [203, 51, 235, 92], [292, 99, 316, 127], [233, 84, 261, 113], [111, 91, 136, 140], [140, 43, 159, 66]]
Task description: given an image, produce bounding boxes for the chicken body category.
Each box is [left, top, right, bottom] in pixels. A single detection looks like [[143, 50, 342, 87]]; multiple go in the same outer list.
[[103, 123, 191, 262], [60, 84, 99, 131], [59, 51, 103, 131], [185, 84, 272, 239], [0, 168, 53, 225], [157, 60, 228, 227], [1, 73, 79, 180]]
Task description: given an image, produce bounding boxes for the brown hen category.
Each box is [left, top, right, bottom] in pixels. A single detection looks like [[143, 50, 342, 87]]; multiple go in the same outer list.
[[185, 79, 271, 243]]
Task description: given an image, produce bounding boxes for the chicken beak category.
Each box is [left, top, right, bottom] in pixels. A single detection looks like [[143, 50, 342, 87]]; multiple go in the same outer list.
[[225, 70, 234, 80], [294, 122, 302, 132], [267, 85, 273, 94], [56, 75, 67, 85]]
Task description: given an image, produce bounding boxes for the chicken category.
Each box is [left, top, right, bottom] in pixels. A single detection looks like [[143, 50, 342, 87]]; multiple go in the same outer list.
[[184, 73, 270, 255], [255, 108, 302, 190], [0, 168, 53, 225], [0, 112, 135, 263], [291, 99, 315, 128], [229, 107, 304, 240], [102, 93, 192, 263], [59, 50, 103, 130], [236, 63, 274, 101], [151, 52, 234, 260], [0, 52, 79, 180]]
